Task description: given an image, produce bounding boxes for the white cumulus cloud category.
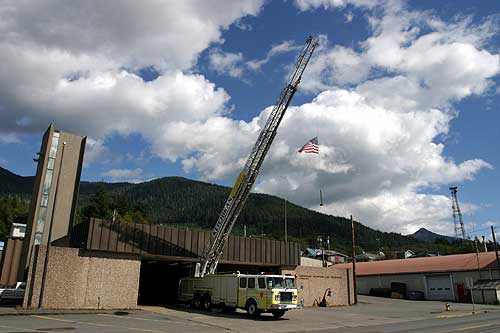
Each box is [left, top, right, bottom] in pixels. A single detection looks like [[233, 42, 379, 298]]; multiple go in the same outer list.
[[0, 0, 262, 164], [102, 168, 144, 183]]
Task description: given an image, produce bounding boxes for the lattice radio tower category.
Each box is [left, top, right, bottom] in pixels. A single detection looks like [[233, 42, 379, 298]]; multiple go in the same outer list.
[[449, 186, 466, 240]]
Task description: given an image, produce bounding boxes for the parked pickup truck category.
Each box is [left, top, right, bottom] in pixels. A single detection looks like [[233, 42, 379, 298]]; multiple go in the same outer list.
[[0, 282, 25, 304]]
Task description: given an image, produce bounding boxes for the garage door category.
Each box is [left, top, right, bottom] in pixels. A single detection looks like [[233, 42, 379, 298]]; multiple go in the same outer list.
[[427, 275, 453, 301]]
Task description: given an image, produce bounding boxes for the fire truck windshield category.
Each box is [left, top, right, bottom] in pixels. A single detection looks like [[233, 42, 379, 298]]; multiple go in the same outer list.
[[267, 277, 296, 289], [285, 277, 296, 289], [267, 277, 284, 288]]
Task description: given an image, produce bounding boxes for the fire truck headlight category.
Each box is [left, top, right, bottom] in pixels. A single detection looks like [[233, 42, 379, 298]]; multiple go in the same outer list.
[[292, 294, 297, 301], [274, 294, 280, 301]]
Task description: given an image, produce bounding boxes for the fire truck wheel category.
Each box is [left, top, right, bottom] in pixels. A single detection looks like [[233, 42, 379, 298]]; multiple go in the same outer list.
[[271, 310, 286, 318], [193, 294, 202, 309], [246, 299, 260, 317], [202, 295, 212, 311]]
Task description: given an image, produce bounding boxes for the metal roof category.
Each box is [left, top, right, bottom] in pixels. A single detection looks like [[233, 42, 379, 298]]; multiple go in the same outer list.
[[334, 252, 499, 276]]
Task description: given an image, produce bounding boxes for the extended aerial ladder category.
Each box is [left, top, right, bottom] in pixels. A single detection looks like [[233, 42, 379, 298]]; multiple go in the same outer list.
[[195, 36, 318, 277], [450, 186, 466, 240]]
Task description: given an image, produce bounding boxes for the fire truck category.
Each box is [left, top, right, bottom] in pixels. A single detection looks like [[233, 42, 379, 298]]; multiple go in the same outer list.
[[179, 273, 298, 317]]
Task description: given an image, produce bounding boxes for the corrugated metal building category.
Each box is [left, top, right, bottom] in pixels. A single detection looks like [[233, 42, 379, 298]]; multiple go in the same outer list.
[[335, 252, 500, 303], [471, 280, 500, 304]]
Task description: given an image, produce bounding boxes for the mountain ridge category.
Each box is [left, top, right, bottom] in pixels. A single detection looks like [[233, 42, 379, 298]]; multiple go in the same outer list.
[[411, 227, 457, 244], [0, 165, 463, 255]]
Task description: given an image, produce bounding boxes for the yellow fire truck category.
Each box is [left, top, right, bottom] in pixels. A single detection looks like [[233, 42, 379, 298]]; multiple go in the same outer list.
[[179, 273, 298, 317]]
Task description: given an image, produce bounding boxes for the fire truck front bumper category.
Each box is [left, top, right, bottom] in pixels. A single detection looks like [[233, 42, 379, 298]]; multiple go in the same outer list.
[[270, 304, 298, 310]]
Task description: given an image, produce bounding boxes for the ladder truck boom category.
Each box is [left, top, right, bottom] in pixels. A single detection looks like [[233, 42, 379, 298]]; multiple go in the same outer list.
[[195, 36, 318, 277]]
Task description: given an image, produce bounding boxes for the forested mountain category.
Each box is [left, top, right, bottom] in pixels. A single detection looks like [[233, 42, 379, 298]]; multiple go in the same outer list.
[[0, 166, 34, 196], [0, 166, 468, 255]]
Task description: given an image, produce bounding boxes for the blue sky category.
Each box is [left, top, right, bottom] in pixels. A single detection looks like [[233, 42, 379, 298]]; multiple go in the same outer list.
[[0, 0, 499, 238]]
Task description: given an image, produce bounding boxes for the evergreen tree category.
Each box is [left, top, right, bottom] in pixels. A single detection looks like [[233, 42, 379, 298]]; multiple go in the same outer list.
[[81, 185, 112, 220], [0, 195, 29, 240]]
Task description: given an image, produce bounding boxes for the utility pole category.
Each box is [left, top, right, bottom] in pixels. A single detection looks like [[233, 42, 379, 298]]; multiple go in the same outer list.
[[491, 226, 500, 276], [351, 215, 357, 305], [284, 198, 287, 243], [473, 234, 485, 303]]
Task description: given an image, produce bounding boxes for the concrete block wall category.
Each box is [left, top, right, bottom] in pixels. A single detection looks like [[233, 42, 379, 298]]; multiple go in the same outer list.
[[24, 246, 140, 309], [283, 266, 354, 307]]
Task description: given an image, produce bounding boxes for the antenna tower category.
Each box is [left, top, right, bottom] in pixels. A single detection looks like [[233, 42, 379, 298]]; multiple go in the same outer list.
[[449, 186, 466, 240]]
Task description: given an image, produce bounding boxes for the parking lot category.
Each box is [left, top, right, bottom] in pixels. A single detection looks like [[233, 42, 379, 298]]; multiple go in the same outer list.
[[1, 296, 500, 332]]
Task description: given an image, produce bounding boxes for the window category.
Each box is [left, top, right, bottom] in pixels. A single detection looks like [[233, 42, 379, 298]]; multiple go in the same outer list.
[[258, 278, 265, 289], [36, 207, 47, 233], [285, 278, 296, 289], [47, 158, 55, 170], [41, 194, 49, 207], [267, 277, 284, 289], [248, 278, 255, 289], [49, 133, 59, 158], [239, 278, 247, 288], [34, 233, 42, 245], [43, 170, 53, 194]]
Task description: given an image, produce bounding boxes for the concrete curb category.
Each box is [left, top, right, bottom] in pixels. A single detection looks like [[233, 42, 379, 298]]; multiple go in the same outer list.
[[0, 308, 143, 316]]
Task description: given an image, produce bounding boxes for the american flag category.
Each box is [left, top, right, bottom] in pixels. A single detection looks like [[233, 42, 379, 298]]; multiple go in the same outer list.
[[298, 137, 319, 154]]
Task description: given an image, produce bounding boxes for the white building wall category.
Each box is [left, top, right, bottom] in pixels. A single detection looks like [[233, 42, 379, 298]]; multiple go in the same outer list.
[[451, 270, 500, 286], [356, 269, 500, 302], [357, 273, 426, 295], [300, 257, 324, 267]]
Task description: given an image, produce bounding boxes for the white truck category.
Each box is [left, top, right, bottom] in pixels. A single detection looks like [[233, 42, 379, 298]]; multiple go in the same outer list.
[[0, 282, 25, 304], [179, 273, 298, 317]]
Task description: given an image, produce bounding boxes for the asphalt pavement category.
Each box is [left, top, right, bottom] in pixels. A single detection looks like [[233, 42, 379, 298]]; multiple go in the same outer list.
[[0, 296, 499, 332]]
